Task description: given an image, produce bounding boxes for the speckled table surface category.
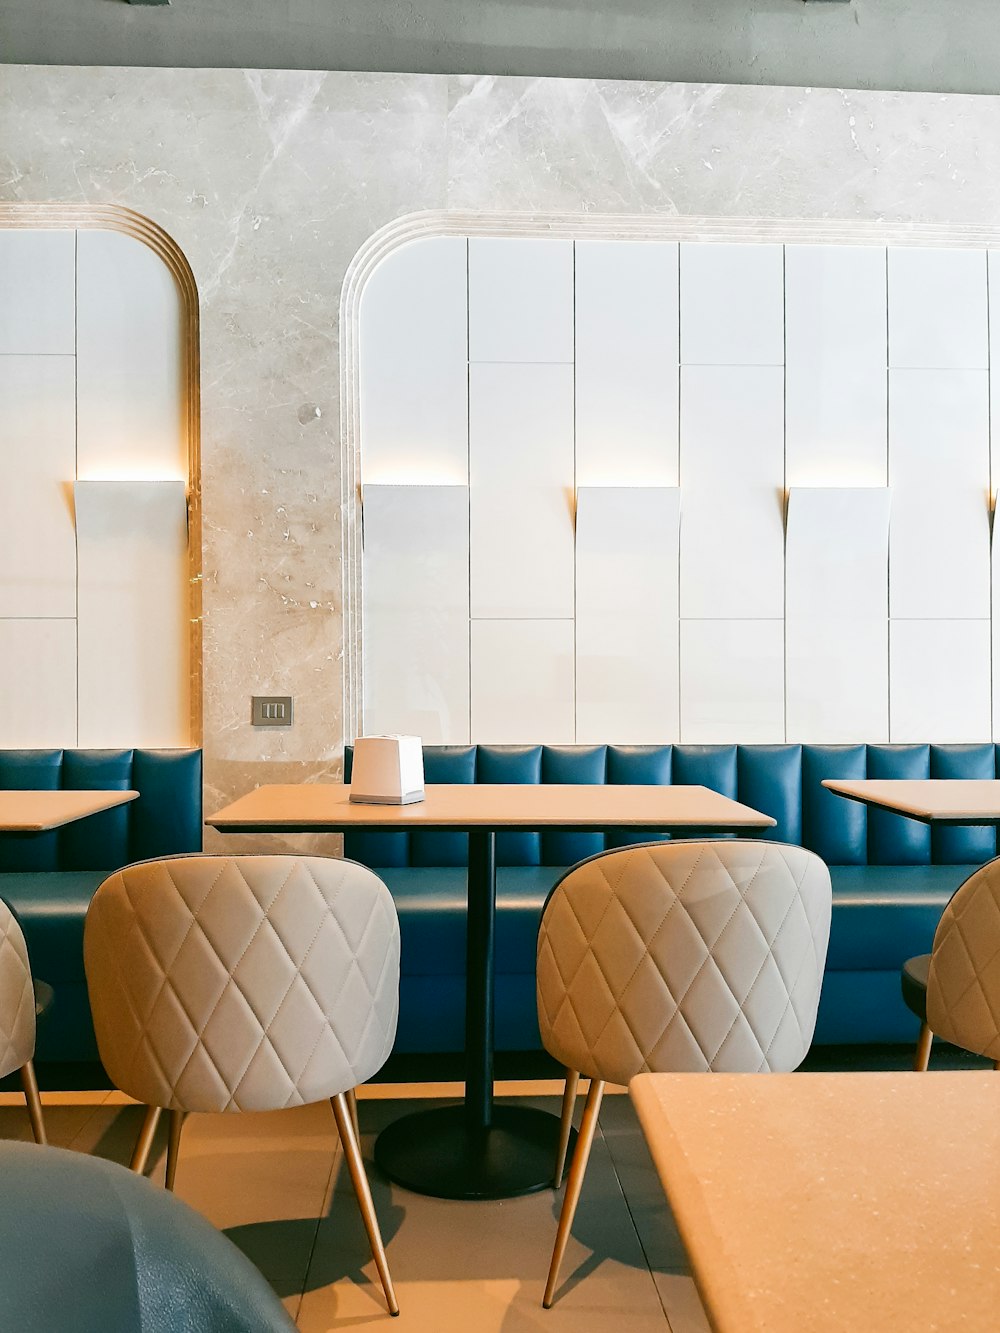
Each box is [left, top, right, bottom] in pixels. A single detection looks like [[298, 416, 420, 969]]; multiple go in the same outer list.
[[824, 779, 1000, 826], [631, 1071, 1000, 1333]]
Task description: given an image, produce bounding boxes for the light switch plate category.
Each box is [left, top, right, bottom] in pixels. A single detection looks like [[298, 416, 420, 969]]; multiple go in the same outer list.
[[252, 695, 293, 727]]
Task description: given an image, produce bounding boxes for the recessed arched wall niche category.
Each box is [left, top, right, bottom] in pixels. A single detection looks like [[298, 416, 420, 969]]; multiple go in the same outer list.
[[345, 213, 1000, 750], [0, 204, 202, 748]]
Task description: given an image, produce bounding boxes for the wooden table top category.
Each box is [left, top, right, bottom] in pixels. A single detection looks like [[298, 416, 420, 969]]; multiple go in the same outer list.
[[0, 789, 139, 832], [631, 1070, 1000, 1333], [206, 782, 777, 834], [823, 778, 1000, 825]]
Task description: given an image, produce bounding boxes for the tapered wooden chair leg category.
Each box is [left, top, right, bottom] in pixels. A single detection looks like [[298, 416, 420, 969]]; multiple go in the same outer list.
[[130, 1105, 163, 1175], [20, 1061, 46, 1145], [553, 1069, 579, 1188], [331, 1093, 399, 1317], [543, 1078, 605, 1309], [914, 1023, 933, 1072], [165, 1110, 186, 1192], [346, 1087, 361, 1142]]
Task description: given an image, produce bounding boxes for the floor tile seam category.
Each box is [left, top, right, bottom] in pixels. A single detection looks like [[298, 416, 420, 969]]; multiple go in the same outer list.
[[61, 1097, 123, 1152], [294, 1209, 329, 1316], [286, 1291, 304, 1328], [600, 1115, 675, 1329]]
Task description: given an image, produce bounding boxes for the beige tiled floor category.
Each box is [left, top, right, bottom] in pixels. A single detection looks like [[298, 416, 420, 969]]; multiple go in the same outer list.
[[0, 1082, 708, 1331]]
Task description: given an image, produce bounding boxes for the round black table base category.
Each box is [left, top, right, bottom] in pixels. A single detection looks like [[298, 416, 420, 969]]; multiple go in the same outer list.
[[374, 1104, 577, 1201]]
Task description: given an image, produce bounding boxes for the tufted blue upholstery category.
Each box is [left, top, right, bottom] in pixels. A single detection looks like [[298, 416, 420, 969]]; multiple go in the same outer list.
[[345, 743, 996, 1053], [0, 750, 203, 1065], [344, 743, 1000, 867], [0, 749, 203, 872]]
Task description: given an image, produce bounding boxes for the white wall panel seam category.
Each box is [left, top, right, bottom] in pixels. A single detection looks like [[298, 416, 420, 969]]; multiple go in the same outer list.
[[572, 240, 577, 741], [782, 243, 788, 743], [74, 228, 80, 745], [890, 247, 896, 741]]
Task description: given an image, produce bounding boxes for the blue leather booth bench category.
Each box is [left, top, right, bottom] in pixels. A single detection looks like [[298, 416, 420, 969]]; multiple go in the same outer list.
[[345, 742, 998, 1052], [0, 749, 203, 1064], [1, 742, 992, 1072]]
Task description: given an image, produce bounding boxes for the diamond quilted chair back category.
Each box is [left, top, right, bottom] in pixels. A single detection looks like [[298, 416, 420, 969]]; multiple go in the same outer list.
[[0, 898, 36, 1081], [926, 857, 1000, 1060], [537, 840, 832, 1087], [84, 856, 400, 1113]]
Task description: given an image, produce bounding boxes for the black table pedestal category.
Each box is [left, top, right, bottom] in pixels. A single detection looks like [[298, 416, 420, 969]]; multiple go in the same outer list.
[[373, 1102, 572, 1201], [373, 829, 575, 1200]]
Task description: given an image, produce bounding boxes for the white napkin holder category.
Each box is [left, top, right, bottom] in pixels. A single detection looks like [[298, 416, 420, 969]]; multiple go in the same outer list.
[[349, 735, 425, 805]]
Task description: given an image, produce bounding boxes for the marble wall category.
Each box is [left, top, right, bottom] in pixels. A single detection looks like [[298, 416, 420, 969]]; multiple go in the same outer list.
[[4, 66, 1000, 848]]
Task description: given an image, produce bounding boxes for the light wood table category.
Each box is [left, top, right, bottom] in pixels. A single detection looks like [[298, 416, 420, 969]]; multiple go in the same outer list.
[[0, 789, 139, 832], [631, 1070, 1000, 1333], [823, 778, 1000, 826], [208, 782, 775, 1200]]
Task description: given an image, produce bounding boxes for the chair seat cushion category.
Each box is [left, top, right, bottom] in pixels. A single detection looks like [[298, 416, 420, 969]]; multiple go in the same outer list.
[[0, 1141, 293, 1332], [0, 871, 110, 981], [901, 953, 930, 1022], [827, 865, 971, 971]]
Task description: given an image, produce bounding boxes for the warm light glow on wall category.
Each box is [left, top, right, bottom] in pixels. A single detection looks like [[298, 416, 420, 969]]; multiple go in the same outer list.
[[361, 472, 468, 488]]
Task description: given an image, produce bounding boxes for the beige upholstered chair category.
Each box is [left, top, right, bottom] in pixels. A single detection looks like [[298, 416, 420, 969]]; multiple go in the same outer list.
[[537, 839, 831, 1308], [903, 857, 1000, 1072], [0, 899, 46, 1145], [84, 855, 401, 1316]]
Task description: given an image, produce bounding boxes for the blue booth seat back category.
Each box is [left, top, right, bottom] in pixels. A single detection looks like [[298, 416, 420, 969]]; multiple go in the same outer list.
[[343, 743, 1000, 869], [0, 749, 203, 871]]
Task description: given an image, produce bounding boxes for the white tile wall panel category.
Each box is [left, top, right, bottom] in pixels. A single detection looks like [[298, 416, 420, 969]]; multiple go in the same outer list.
[[889, 488, 990, 620], [75, 481, 190, 747], [359, 237, 469, 484], [0, 620, 76, 747], [679, 243, 784, 366], [680, 491, 785, 620], [470, 619, 575, 743], [0, 230, 75, 354], [680, 365, 784, 489], [993, 521, 1000, 740], [76, 230, 185, 480], [890, 620, 991, 743], [468, 238, 573, 363], [0, 356, 77, 618], [784, 245, 888, 486], [575, 241, 679, 486], [889, 369, 989, 488], [786, 618, 889, 743], [469, 363, 575, 619], [679, 367, 784, 616], [785, 488, 891, 621], [786, 245, 888, 371], [786, 365, 888, 489], [888, 247, 989, 370], [680, 619, 785, 743], [575, 487, 680, 743], [362, 484, 470, 743]]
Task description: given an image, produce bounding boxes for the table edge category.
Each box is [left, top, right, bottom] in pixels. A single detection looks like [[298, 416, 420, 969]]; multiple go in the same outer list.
[[206, 784, 778, 833], [629, 1074, 757, 1333], [0, 789, 140, 832], [821, 780, 1000, 825]]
